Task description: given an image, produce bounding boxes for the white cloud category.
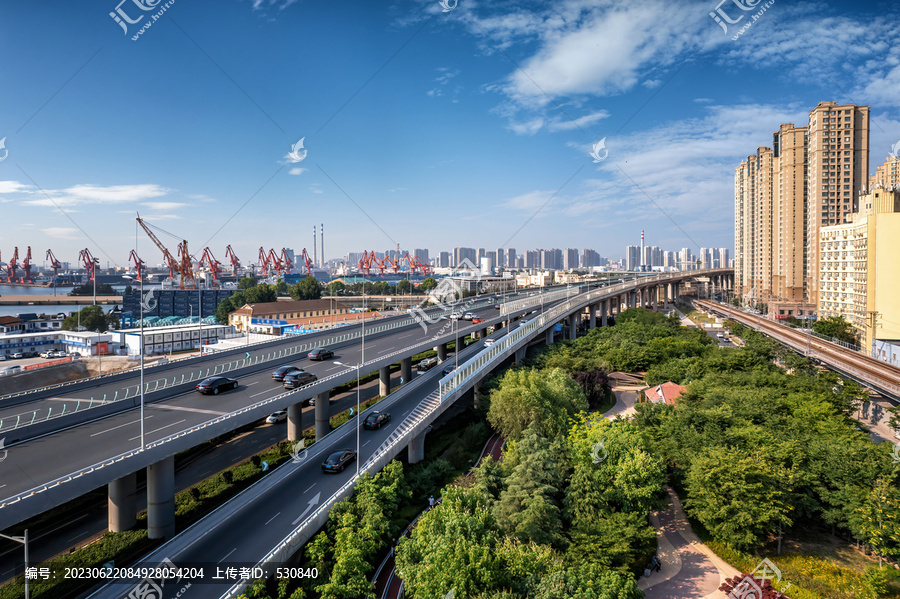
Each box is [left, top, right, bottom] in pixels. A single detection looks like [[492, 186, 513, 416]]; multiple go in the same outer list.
[[41, 227, 82, 240], [0, 181, 31, 194], [546, 110, 610, 132], [21, 184, 170, 208], [289, 167, 307, 175], [142, 201, 187, 210]]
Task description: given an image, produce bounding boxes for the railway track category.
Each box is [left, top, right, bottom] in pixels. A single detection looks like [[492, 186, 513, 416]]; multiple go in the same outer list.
[[696, 300, 900, 400]]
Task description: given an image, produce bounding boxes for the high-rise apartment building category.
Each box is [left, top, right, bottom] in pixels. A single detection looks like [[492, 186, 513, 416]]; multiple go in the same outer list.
[[454, 247, 476, 268], [805, 102, 870, 302], [414, 249, 429, 264], [477, 248, 486, 265], [563, 248, 579, 270], [581, 249, 601, 268], [625, 245, 640, 271], [541, 249, 562, 270], [507, 248, 517, 269], [818, 188, 900, 350], [871, 155, 900, 190], [439, 251, 451, 268], [525, 250, 539, 268], [495, 248, 505, 268]]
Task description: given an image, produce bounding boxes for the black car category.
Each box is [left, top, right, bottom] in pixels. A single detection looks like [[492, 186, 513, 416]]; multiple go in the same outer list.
[[363, 411, 391, 430], [283, 370, 318, 389], [442, 364, 457, 376], [196, 377, 238, 395], [272, 365, 303, 382], [322, 449, 357, 473], [308, 348, 334, 361]]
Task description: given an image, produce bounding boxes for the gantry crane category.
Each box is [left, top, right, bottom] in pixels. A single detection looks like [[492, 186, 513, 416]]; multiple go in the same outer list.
[[128, 249, 146, 281], [46, 249, 62, 284], [279, 248, 293, 275], [78, 248, 99, 284], [21, 246, 34, 283], [198, 247, 223, 287], [299, 248, 314, 275], [5, 247, 19, 283], [136, 213, 197, 289], [225, 245, 241, 277], [257, 247, 269, 276]]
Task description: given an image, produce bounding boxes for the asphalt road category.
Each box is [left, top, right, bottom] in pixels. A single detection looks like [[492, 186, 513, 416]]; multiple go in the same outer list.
[[85, 333, 498, 599]]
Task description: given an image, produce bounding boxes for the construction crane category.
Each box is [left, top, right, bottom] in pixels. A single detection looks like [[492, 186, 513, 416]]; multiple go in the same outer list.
[[198, 247, 223, 287], [127, 249, 146, 281], [257, 247, 269, 276], [402, 252, 431, 275], [5, 247, 19, 283], [136, 213, 197, 289], [383, 254, 401, 274], [266, 248, 285, 276], [225, 245, 241, 277], [46, 249, 62, 284], [78, 248, 99, 284], [20, 247, 34, 283]]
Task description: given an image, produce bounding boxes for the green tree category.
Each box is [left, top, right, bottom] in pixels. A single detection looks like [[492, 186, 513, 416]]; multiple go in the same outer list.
[[238, 276, 258, 290], [215, 296, 236, 325], [326, 280, 345, 295], [396, 279, 411, 295], [290, 276, 323, 301], [420, 277, 438, 292], [813, 315, 858, 345], [69, 282, 117, 296], [487, 368, 587, 441], [61, 305, 118, 332], [274, 279, 289, 296], [244, 283, 277, 304], [532, 563, 642, 599], [857, 476, 900, 567]]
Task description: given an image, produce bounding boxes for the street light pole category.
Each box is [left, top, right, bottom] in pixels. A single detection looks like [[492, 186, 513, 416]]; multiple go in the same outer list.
[[0, 530, 28, 599], [124, 275, 145, 450], [335, 361, 362, 475]]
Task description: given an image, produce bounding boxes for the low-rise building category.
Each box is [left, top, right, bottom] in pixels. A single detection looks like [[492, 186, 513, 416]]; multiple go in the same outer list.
[[0, 330, 118, 358], [818, 188, 900, 352], [0, 316, 26, 335], [229, 299, 352, 334], [767, 299, 817, 323]]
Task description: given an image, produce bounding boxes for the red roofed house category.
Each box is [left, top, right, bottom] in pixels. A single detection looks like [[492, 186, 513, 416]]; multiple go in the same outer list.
[[644, 381, 687, 405], [0, 316, 25, 335]]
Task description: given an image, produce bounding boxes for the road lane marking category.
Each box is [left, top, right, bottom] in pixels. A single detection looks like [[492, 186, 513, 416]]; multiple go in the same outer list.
[[90, 416, 154, 437], [264, 512, 281, 526], [250, 389, 274, 398], [325, 366, 341, 372], [304, 483, 315, 494], [402, 410, 409, 416], [148, 405, 228, 416], [218, 548, 237, 563], [244, 381, 259, 387], [362, 440, 371, 447], [128, 419, 186, 441], [397, 333, 414, 339]]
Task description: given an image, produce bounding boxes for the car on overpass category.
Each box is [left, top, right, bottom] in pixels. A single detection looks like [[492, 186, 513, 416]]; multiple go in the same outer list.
[[283, 370, 318, 389], [272, 365, 304, 381], [484, 338, 496, 347], [196, 377, 239, 395], [308, 347, 334, 361], [442, 364, 458, 376], [463, 312, 476, 320], [322, 449, 357, 473], [416, 357, 438, 371], [363, 411, 391, 429]]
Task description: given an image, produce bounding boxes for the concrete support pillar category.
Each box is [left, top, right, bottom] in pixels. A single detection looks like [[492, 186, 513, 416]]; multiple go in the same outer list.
[[108, 472, 137, 532], [568, 314, 577, 340], [601, 299, 609, 327], [589, 303, 597, 329], [473, 379, 484, 411], [147, 456, 175, 540], [436, 343, 448, 362], [481, 327, 489, 339], [315, 394, 330, 440], [408, 430, 426, 464], [545, 327, 554, 345], [630, 291, 636, 309], [400, 357, 412, 384], [287, 402, 303, 441], [514, 347, 526, 363], [667, 283, 673, 302], [379, 366, 391, 396]]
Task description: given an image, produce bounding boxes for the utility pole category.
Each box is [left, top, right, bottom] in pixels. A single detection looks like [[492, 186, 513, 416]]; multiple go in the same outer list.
[[867, 311, 881, 357]]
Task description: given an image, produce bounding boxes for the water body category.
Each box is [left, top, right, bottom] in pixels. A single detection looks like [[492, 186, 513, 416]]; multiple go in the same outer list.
[[0, 285, 121, 318]]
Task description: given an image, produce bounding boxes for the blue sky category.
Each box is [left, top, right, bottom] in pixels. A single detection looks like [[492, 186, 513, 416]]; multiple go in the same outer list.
[[1, 0, 899, 268]]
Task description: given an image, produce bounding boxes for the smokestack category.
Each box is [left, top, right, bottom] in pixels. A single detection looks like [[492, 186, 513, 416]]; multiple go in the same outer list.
[[313, 225, 317, 270], [640, 229, 645, 268], [320, 223, 324, 269]]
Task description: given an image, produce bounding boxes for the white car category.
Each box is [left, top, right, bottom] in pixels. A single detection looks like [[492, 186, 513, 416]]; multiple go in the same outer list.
[[0, 355, 6, 361], [463, 312, 476, 320], [266, 411, 287, 424], [450, 312, 462, 320], [484, 338, 496, 347]]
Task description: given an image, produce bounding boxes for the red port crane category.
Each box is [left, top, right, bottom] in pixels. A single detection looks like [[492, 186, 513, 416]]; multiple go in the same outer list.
[[78, 248, 99, 284], [5, 247, 19, 283], [257, 247, 269, 276], [21, 246, 34, 283], [46, 249, 62, 284], [299, 248, 314, 275], [225, 245, 241, 277], [266, 248, 285, 276], [198, 247, 223, 287], [128, 249, 146, 281], [136, 213, 197, 289], [279, 248, 294, 275]]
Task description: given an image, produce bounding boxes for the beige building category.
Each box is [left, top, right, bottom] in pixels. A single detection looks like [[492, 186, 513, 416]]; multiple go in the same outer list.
[[806, 102, 870, 301], [229, 299, 353, 333], [735, 102, 870, 307], [818, 188, 900, 350], [870, 155, 900, 190]]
